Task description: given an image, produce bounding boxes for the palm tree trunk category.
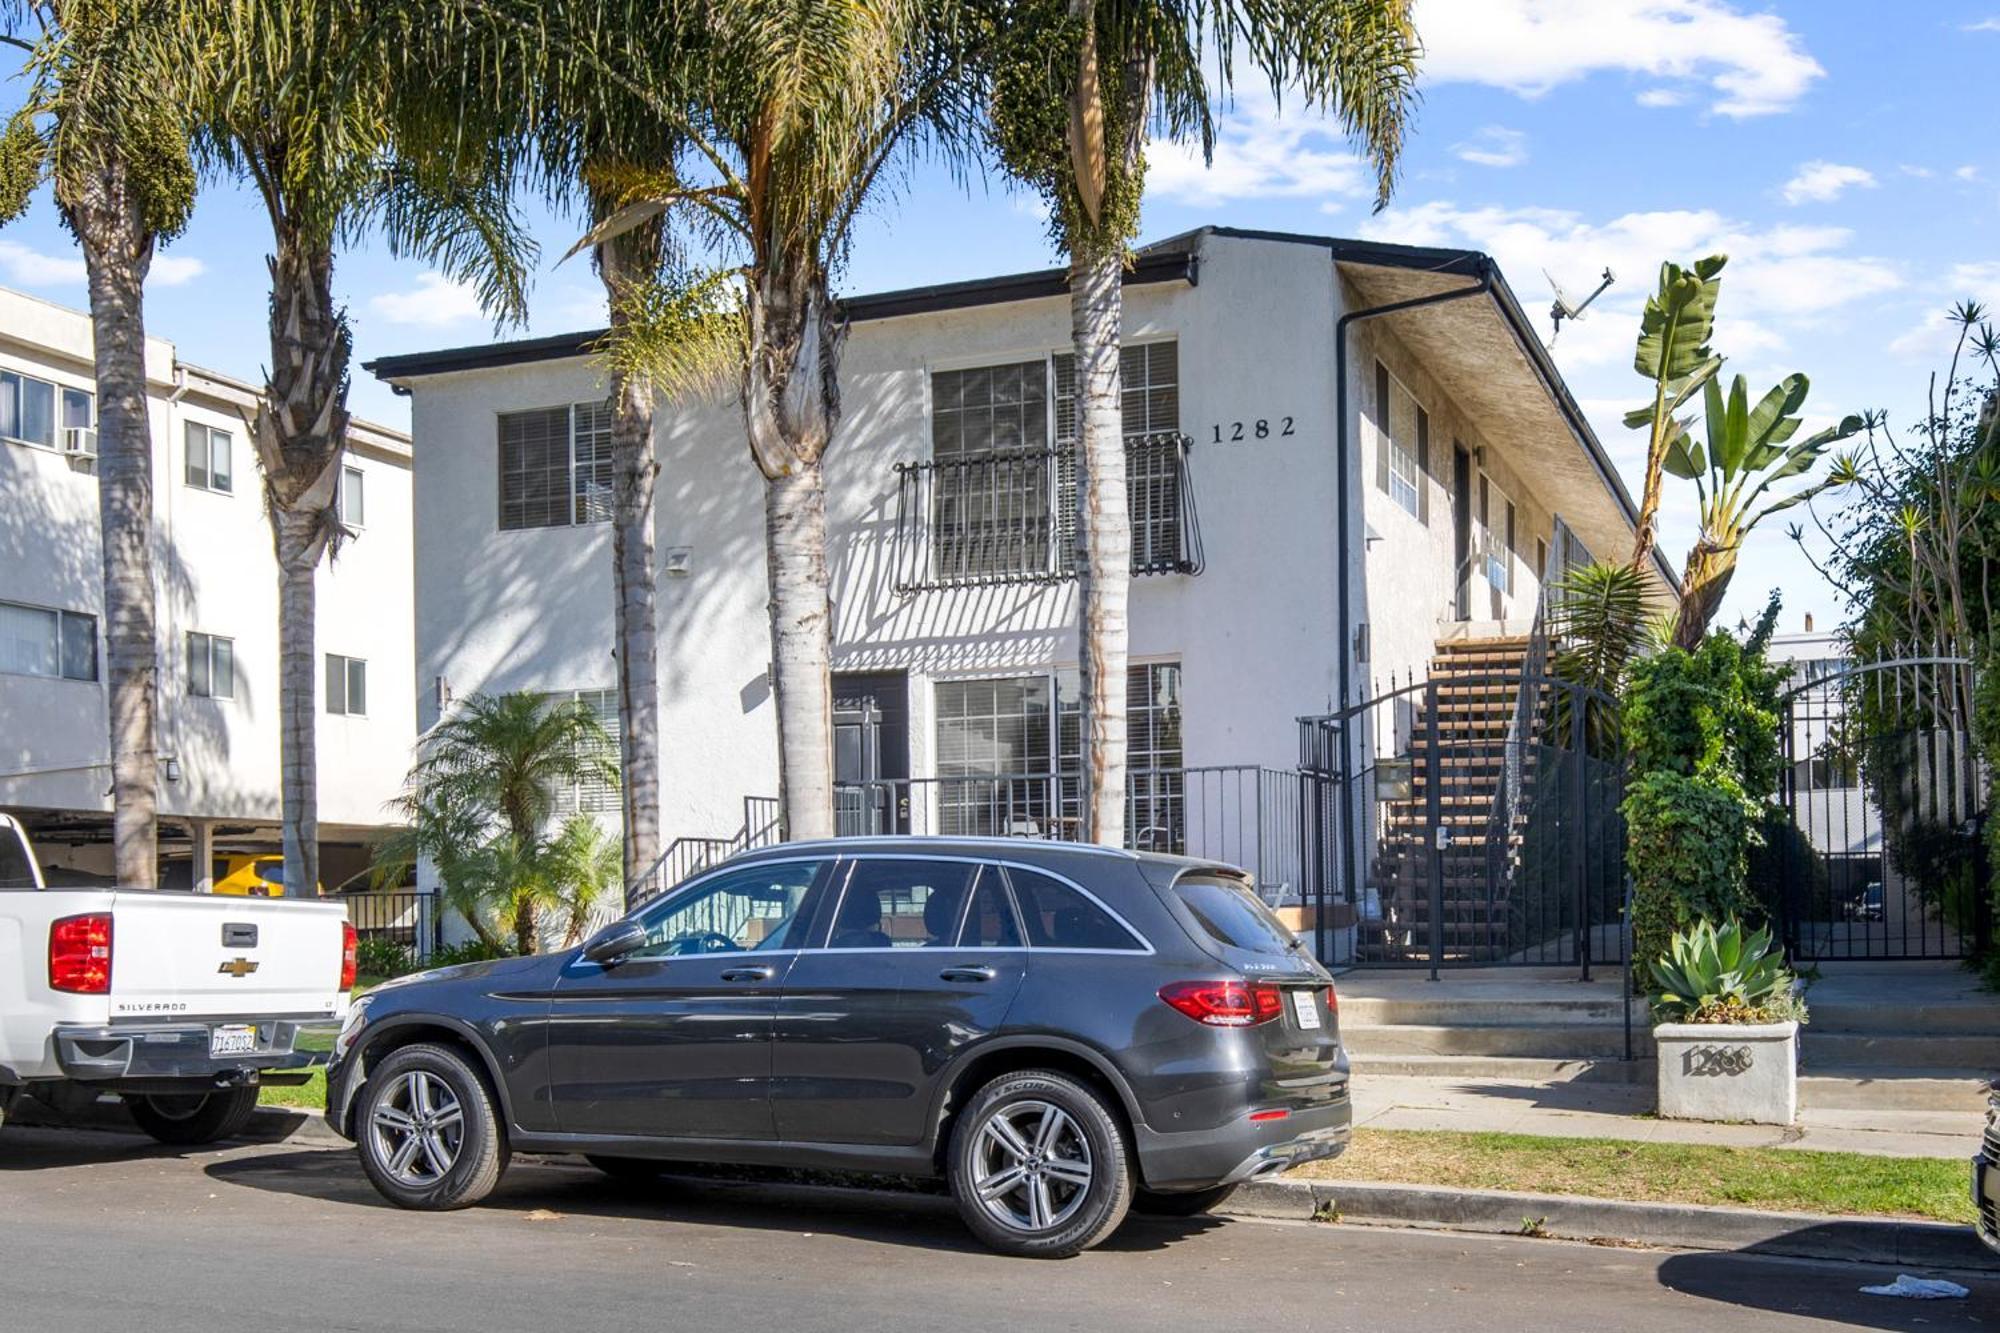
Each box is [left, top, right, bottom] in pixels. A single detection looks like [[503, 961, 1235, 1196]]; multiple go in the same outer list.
[[74, 157, 160, 887], [599, 229, 662, 902], [763, 463, 835, 840], [1070, 243, 1128, 847], [255, 226, 350, 899]]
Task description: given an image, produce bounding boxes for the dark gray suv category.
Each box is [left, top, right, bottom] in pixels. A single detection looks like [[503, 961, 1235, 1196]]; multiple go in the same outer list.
[[325, 838, 1349, 1257]]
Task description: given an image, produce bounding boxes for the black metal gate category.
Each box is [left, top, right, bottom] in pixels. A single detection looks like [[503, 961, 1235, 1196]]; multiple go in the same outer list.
[[1771, 654, 1990, 961], [1301, 665, 1627, 975]]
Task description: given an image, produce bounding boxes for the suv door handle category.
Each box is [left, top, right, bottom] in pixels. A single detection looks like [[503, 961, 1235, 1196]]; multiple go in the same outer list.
[[938, 965, 996, 983], [720, 966, 774, 982]]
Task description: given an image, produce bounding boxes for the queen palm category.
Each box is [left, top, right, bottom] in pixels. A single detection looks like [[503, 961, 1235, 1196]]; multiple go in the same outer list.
[[190, 0, 531, 896], [1, 1, 197, 885], [983, 0, 1420, 843]]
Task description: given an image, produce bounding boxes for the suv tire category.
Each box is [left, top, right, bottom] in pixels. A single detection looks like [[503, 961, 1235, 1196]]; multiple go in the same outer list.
[[125, 1086, 260, 1145], [1132, 1183, 1238, 1217], [948, 1069, 1132, 1258], [354, 1042, 507, 1210]]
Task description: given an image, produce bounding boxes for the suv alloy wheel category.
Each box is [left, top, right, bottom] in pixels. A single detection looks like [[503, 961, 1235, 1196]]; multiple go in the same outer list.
[[355, 1042, 508, 1210], [948, 1070, 1132, 1258]]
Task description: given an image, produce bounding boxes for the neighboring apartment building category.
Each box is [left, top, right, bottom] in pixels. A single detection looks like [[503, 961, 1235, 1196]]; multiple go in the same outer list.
[[0, 286, 415, 889], [369, 227, 1672, 898]]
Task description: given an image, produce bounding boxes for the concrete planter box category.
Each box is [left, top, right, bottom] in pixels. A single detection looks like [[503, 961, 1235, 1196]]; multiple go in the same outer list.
[[1654, 1020, 1798, 1126]]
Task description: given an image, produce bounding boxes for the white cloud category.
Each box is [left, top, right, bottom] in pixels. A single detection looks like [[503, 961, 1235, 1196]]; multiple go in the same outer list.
[[367, 271, 487, 327], [1899, 164, 1934, 178], [1954, 164, 1981, 181], [0, 239, 85, 286], [1413, 0, 1825, 117], [149, 255, 205, 287], [1964, 17, 2000, 31], [1887, 307, 1959, 361], [1948, 261, 2000, 295], [1452, 126, 1528, 168], [1146, 87, 1372, 206], [1635, 88, 1686, 108], [1780, 161, 1876, 206]]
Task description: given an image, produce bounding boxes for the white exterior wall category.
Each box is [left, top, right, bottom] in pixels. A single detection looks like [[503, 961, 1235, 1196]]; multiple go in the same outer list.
[[399, 232, 1625, 855], [0, 287, 415, 854]]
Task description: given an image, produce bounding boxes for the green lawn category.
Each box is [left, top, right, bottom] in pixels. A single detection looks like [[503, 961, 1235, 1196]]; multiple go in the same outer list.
[[257, 978, 383, 1112], [1289, 1129, 1975, 1225]]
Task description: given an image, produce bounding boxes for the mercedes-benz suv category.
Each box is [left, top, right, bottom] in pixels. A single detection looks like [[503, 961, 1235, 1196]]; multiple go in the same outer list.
[[325, 838, 1349, 1258]]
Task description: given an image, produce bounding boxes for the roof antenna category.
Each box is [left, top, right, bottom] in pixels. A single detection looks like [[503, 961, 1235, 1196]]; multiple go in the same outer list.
[[1546, 266, 1616, 344]]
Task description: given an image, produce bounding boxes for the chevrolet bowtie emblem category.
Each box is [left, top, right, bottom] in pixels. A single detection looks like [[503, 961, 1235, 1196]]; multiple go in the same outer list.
[[218, 957, 259, 978]]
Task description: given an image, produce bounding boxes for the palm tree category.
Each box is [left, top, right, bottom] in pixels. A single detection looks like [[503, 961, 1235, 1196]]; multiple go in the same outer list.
[[575, 0, 977, 840], [982, 1, 1420, 843], [1, 1, 197, 885], [189, 0, 531, 896], [377, 691, 618, 954]]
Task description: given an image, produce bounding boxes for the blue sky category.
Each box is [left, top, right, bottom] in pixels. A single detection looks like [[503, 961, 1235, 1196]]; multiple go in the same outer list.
[[4, 0, 1996, 633]]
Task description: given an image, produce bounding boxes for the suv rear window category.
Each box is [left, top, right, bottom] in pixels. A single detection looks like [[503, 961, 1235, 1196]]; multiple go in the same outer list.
[[1173, 874, 1299, 956]]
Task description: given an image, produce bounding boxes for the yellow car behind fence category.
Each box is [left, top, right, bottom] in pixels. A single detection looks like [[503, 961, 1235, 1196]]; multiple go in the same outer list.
[[212, 855, 323, 898]]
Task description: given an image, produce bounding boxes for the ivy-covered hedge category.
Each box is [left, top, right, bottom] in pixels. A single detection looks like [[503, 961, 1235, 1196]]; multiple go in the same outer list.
[[1975, 641, 2000, 984], [1622, 630, 1784, 979]]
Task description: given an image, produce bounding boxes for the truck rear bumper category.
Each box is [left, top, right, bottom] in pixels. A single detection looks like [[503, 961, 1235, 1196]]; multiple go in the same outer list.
[[52, 1020, 338, 1084]]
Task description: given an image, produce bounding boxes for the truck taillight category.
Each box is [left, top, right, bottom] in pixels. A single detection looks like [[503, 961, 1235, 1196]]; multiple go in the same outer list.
[[50, 912, 113, 994], [1158, 979, 1283, 1027], [339, 920, 358, 991]]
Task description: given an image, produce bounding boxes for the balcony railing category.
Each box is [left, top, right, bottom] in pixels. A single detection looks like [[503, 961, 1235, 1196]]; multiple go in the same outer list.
[[892, 431, 1203, 592]]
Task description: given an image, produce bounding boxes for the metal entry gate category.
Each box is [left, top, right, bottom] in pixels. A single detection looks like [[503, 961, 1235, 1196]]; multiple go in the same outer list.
[[1301, 672, 1627, 974], [1772, 655, 1990, 961]]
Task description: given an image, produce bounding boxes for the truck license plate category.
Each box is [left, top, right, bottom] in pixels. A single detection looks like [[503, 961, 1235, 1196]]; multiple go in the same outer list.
[[1291, 990, 1322, 1030], [209, 1024, 257, 1057]]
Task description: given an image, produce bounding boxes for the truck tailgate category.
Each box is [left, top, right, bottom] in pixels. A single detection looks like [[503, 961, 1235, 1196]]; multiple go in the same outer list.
[[107, 892, 346, 1021]]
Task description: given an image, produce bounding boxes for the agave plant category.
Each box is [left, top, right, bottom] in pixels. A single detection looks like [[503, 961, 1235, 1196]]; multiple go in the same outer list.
[[1648, 918, 1803, 1025]]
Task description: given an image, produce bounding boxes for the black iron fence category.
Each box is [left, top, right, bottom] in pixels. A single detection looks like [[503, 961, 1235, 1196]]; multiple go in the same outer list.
[[892, 432, 1203, 592], [342, 891, 438, 959]]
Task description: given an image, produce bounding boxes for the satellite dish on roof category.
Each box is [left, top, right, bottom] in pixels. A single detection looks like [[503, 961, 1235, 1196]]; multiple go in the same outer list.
[[1546, 267, 1616, 344]]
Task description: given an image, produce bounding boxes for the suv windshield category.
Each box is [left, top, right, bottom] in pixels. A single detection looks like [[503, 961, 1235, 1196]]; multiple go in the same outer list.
[[1173, 874, 1299, 957]]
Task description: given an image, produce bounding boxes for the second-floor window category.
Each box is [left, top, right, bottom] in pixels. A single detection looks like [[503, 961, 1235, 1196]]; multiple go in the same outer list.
[[187, 632, 235, 699], [0, 370, 92, 453], [0, 600, 96, 681], [337, 464, 365, 528], [498, 402, 613, 530], [325, 653, 367, 716], [1374, 361, 1427, 522], [185, 422, 233, 493]]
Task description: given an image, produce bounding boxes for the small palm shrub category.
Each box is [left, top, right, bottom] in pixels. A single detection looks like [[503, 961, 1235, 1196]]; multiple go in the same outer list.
[[1649, 918, 1806, 1026]]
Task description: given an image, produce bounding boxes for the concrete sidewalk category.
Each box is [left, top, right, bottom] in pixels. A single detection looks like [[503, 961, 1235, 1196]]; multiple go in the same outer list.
[[1350, 1073, 1982, 1158]]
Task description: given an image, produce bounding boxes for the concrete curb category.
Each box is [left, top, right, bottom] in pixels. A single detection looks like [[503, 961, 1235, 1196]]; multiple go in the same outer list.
[[1224, 1177, 1998, 1270], [10, 1099, 348, 1149]]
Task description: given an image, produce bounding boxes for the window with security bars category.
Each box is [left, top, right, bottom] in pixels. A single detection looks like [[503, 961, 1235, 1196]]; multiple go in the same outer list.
[[1055, 341, 1183, 570], [498, 402, 615, 530], [929, 362, 1054, 579], [553, 688, 620, 814], [934, 662, 1182, 848]]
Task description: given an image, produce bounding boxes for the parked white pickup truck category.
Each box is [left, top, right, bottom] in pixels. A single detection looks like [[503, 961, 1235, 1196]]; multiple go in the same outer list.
[[0, 813, 352, 1144]]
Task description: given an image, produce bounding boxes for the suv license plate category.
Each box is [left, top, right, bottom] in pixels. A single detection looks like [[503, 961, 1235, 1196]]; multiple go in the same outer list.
[[209, 1025, 257, 1057], [1291, 990, 1321, 1030]]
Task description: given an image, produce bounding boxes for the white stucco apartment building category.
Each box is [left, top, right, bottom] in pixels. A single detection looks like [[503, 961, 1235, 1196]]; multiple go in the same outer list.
[[370, 227, 1672, 893], [0, 286, 415, 889]]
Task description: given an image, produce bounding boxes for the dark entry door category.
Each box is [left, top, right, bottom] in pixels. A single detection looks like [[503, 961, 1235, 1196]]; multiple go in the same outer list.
[[833, 670, 910, 834], [1452, 445, 1473, 621]]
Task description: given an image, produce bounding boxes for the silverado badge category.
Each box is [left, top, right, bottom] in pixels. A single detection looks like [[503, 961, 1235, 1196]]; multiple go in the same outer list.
[[217, 957, 260, 978]]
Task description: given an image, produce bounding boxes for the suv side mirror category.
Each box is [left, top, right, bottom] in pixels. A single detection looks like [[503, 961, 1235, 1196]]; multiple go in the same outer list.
[[582, 920, 648, 966]]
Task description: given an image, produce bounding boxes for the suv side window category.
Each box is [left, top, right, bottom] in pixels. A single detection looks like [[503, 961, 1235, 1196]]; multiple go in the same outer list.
[[633, 860, 825, 957], [1005, 866, 1145, 951], [823, 858, 982, 949], [959, 869, 1022, 948]]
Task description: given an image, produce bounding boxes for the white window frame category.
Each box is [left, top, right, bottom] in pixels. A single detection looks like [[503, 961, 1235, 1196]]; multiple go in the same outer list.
[[1375, 362, 1423, 520], [338, 464, 366, 528], [1483, 475, 1514, 595], [185, 421, 234, 494], [325, 653, 367, 717], [497, 401, 612, 531], [0, 368, 93, 453], [552, 686, 620, 814], [187, 631, 236, 700], [0, 599, 97, 682]]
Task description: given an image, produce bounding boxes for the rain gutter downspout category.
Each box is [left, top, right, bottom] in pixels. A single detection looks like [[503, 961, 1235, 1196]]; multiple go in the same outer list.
[[1330, 261, 1493, 943]]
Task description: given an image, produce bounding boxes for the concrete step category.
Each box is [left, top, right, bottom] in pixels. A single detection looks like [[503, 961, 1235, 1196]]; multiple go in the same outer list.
[[1798, 1068, 1993, 1113], [1800, 1031, 2000, 1069], [1342, 1021, 1655, 1060], [1806, 1000, 2000, 1035], [1347, 1053, 1653, 1082], [1339, 994, 1646, 1027]]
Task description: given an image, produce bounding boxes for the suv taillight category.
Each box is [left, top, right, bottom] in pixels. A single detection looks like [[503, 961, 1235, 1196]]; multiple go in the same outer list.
[[339, 920, 358, 991], [50, 912, 113, 994], [1159, 979, 1283, 1027]]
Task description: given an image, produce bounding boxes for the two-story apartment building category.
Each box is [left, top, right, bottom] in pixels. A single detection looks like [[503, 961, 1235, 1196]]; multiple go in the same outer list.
[[0, 287, 416, 889], [370, 227, 1672, 913]]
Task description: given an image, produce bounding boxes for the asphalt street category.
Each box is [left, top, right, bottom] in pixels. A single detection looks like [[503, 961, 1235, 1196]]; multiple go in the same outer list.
[[3, 1124, 1996, 1332]]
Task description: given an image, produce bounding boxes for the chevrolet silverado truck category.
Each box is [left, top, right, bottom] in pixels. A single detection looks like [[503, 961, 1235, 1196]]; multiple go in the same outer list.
[[0, 813, 353, 1144]]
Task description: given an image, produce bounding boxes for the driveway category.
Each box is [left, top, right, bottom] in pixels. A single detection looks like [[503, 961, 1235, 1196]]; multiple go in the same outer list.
[[2, 1125, 1995, 1331]]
